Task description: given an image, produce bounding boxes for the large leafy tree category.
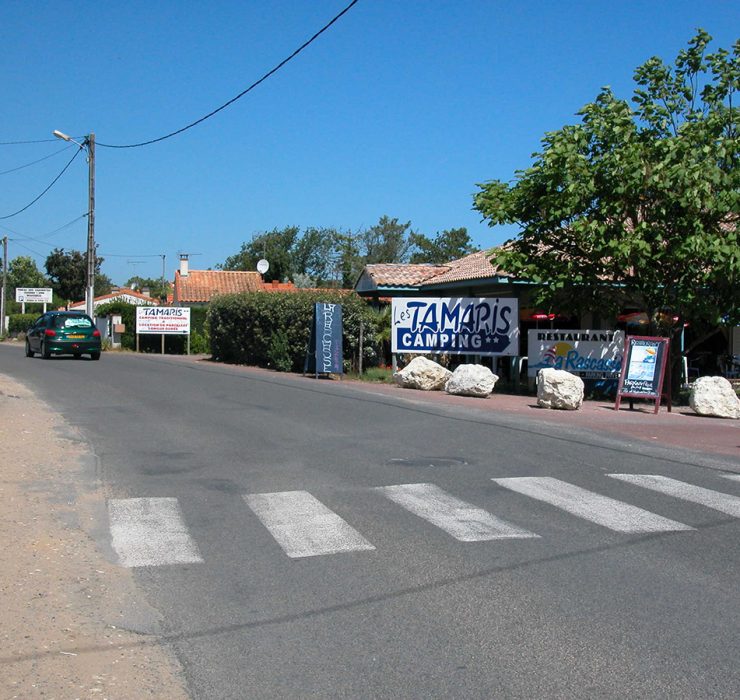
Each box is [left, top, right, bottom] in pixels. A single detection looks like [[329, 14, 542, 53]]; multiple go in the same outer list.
[[409, 227, 478, 264], [360, 215, 414, 266], [7, 256, 49, 292], [45, 247, 111, 301], [218, 226, 300, 282], [124, 276, 170, 301], [292, 227, 341, 286], [474, 31, 739, 333]]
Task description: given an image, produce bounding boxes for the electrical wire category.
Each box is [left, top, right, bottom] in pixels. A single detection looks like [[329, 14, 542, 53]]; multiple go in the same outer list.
[[0, 138, 58, 145], [0, 145, 75, 176], [3, 213, 88, 244], [97, 0, 360, 149], [0, 147, 84, 220]]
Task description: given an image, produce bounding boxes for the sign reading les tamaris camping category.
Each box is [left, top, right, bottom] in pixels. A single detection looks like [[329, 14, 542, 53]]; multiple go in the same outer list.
[[614, 336, 670, 414], [392, 297, 519, 356]]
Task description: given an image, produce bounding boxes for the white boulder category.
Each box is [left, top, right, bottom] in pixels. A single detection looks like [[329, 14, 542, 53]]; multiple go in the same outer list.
[[445, 364, 499, 398], [537, 368, 584, 410], [689, 376, 740, 419], [394, 357, 452, 391]]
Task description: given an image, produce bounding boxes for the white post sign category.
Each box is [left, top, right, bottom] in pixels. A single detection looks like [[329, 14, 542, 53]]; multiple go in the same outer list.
[[15, 287, 53, 303], [136, 307, 191, 335], [527, 329, 624, 378], [15, 287, 53, 314]]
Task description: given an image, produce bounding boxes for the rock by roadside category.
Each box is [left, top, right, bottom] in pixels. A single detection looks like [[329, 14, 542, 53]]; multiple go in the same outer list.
[[0, 373, 190, 700]]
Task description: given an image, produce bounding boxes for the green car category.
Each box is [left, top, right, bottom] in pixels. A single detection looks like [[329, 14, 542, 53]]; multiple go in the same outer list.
[[26, 311, 102, 360]]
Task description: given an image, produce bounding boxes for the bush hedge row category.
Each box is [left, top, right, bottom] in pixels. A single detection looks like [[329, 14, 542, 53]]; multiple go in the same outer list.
[[208, 290, 379, 372], [7, 313, 38, 335]]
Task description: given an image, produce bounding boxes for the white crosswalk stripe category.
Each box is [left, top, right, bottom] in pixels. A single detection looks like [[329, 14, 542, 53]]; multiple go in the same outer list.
[[492, 477, 693, 533], [609, 474, 740, 518], [376, 482, 538, 541], [108, 497, 203, 567], [110, 474, 732, 566], [244, 490, 376, 558]]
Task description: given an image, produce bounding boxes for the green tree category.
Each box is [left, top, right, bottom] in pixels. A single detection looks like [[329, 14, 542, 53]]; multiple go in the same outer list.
[[292, 227, 341, 285], [44, 247, 111, 301], [474, 31, 739, 333], [360, 215, 413, 265], [409, 227, 478, 263], [7, 256, 49, 292], [218, 226, 300, 282], [124, 276, 170, 301]]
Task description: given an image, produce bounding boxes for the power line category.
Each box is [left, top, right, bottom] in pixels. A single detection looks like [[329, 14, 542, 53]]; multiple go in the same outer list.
[[3, 213, 88, 243], [97, 0, 361, 149], [0, 147, 84, 220], [0, 138, 58, 146], [0, 145, 75, 176]]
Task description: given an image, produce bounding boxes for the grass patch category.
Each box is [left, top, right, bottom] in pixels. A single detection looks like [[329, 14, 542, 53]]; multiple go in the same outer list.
[[349, 367, 395, 383]]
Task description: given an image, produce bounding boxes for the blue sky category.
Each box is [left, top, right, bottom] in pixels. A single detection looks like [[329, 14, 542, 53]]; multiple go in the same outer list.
[[1, 1, 738, 286]]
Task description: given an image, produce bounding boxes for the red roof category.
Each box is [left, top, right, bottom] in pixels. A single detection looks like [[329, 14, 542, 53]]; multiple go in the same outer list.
[[174, 270, 263, 303]]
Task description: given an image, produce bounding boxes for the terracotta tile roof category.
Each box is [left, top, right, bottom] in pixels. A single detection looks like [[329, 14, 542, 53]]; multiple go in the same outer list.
[[174, 269, 263, 303], [358, 250, 510, 291], [362, 263, 450, 288], [261, 280, 298, 292], [68, 288, 159, 309], [420, 249, 511, 286]]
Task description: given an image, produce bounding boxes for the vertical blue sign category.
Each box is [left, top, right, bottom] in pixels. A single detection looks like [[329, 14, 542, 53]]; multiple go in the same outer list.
[[314, 303, 343, 375]]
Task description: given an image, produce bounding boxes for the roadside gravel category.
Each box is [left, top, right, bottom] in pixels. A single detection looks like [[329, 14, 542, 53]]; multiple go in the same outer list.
[[0, 373, 189, 700]]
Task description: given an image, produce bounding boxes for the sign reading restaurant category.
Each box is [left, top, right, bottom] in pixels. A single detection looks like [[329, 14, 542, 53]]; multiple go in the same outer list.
[[528, 329, 625, 379], [392, 297, 519, 356], [136, 306, 191, 335]]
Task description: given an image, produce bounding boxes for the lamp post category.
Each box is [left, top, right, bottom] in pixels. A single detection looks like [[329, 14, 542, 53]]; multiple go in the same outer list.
[[53, 130, 95, 318]]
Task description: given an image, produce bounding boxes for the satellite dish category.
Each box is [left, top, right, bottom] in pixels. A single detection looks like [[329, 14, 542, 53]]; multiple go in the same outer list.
[[257, 259, 269, 274]]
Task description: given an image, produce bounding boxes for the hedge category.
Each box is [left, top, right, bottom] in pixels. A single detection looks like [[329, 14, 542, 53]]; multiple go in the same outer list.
[[208, 290, 379, 372], [7, 313, 38, 335]]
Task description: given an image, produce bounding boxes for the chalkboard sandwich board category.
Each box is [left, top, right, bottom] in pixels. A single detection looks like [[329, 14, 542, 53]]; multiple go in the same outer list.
[[614, 335, 671, 414]]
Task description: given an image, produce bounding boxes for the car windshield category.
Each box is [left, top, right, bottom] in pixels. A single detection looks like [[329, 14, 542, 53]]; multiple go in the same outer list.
[[53, 315, 93, 329]]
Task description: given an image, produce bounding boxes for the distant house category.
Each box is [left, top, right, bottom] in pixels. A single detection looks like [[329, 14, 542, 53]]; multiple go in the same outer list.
[[172, 255, 297, 307], [66, 287, 159, 311]]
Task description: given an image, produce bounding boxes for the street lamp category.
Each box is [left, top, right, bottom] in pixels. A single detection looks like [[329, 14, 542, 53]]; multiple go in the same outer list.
[[53, 129, 95, 318]]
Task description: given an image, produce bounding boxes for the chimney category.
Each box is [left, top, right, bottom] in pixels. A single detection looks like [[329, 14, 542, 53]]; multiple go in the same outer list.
[[142, 287, 151, 298], [179, 254, 189, 277]]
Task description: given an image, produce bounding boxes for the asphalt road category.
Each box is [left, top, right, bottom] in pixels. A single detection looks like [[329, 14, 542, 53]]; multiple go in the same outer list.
[[2, 343, 739, 699]]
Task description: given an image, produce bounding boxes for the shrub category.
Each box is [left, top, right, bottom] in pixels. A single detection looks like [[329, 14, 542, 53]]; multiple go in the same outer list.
[[208, 290, 379, 372], [8, 314, 38, 335]]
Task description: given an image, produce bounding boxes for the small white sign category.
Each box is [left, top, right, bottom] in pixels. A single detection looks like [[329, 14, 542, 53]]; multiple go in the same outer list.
[[16, 287, 53, 303], [136, 306, 190, 335]]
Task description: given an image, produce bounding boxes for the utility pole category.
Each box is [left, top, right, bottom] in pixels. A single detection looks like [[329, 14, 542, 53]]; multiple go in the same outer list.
[[0, 236, 7, 337], [85, 132, 95, 318], [53, 129, 95, 318]]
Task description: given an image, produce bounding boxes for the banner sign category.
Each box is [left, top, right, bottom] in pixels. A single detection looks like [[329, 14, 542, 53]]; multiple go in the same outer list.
[[15, 287, 53, 303], [392, 297, 519, 356], [136, 306, 190, 335], [527, 329, 624, 378], [307, 303, 343, 375], [615, 335, 670, 413]]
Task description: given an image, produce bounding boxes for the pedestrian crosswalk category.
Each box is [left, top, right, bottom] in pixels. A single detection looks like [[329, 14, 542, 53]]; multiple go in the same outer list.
[[106, 475, 740, 567]]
